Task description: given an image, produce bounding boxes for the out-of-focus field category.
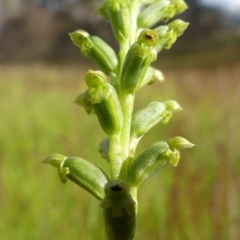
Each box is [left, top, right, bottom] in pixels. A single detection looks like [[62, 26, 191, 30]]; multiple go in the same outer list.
[[0, 62, 240, 240]]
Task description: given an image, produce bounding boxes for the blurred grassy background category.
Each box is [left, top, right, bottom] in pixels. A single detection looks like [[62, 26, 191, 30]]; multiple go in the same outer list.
[[1, 1, 240, 239], [1, 59, 240, 239]]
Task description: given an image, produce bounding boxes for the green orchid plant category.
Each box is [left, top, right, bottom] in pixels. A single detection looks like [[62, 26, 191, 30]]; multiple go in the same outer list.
[[43, 0, 194, 239]]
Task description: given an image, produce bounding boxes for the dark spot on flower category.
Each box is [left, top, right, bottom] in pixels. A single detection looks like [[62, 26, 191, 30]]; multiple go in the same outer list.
[[111, 185, 122, 192]]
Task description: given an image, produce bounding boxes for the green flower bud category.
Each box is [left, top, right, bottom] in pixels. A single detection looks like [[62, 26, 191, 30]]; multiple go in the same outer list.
[[164, 100, 183, 112], [43, 153, 67, 169], [155, 19, 189, 52], [155, 25, 169, 36], [98, 138, 110, 162], [138, 0, 170, 28], [120, 29, 158, 93], [131, 101, 166, 139], [138, 0, 188, 28], [139, 66, 164, 89], [168, 19, 189, 37], [131, 100, 182, 139], [128, 141, 173, 186], [172, 0, 188, 15], [75, 91, 94, 114], [101, 180, 136, 240], [137, 29, 159, 47], [169, 149, 180, 166], [167, 136, 194, 166], [99, 0, 131, 42], [84, 70, 123, 136], [168, 136, 195, 150], [69, 30, 118, 75], [43, 154, 109, 200], [85, 70, 107, 88]]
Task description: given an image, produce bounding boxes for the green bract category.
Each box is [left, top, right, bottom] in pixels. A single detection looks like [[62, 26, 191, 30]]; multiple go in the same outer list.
[[44, 1, 193, 240]]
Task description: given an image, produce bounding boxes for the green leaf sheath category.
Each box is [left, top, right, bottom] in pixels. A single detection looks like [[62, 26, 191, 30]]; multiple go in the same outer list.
[[101, 180, 136, 240], [69, 30, 118, 75]]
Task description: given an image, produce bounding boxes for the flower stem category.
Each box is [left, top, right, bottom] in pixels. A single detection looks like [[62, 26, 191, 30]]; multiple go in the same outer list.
[[108, 135, 123, 179], [120, 93, 135, 163]]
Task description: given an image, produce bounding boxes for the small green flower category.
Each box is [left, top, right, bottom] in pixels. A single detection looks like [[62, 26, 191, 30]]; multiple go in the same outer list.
[[120, 29, 158, 93], [155, 19, 189, 52], [167, 136, 195, 166], [69, 30, 118, 75], [84, 70, 123, 136], [138, 0, 188, 28], [99, 0, 131, 43], [43, 154, 109, 200], [128, 141, 171, 187], [140, 66, 165, 89]]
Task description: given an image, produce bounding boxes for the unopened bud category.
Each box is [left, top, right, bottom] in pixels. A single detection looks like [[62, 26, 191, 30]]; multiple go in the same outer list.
[[43, 154, 109, 200], [138, 0, 188, 28], [99, 0, 131, 42], [84, 70, 123, 136], [69, 30, 118, 75], [128, 141, 171, 186], [120, 29, 158, 93]]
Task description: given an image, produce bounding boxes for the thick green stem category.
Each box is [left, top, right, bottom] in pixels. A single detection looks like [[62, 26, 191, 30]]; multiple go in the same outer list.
[[120, 93, 135, 163], [118, 40, 130, 78], [108, 135, 123, 179], [129, 0, 140, 45], [117, 0, 139, 177]]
